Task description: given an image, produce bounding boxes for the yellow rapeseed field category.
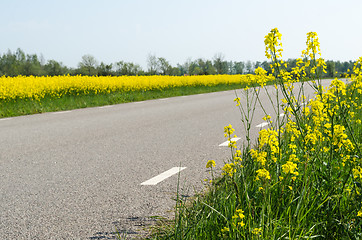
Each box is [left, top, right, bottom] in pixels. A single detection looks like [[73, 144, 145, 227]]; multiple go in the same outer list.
[[0, 74, 268, 101]]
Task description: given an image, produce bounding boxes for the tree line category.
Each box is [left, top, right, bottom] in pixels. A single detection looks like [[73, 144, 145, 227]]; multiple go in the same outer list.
[[0, 48, 355, 78]]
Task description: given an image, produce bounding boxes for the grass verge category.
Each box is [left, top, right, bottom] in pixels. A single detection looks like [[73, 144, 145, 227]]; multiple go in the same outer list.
[[149, 81, 362, 240], [145, 30, 362, 239]]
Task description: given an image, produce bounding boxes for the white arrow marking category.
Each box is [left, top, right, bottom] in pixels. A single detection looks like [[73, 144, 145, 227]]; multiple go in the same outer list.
[[141, 167, 187, 185], [52, 111, 72, 114], [219, 137, 241, 147], [255, 122, 269, 128], [98, 105, 113, 109]]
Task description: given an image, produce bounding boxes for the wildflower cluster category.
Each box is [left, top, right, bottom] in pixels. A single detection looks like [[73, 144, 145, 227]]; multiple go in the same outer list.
[[224, 124, 235, 138], [255, 168, 271, 181], [166, 28, 361, 240], [210, 28, 362, 239], [232, 208, 245, 227], [222, 162, 236, 177], [0, 74, 267, 102], [281, 161, 298, 176], [264, 28, 283, 61], [258, 128, 279, 161], [254, 67, 269, 87], [206, 160, 216, 169], [302, 32, 327, 79], [302, 32, 321, 60]]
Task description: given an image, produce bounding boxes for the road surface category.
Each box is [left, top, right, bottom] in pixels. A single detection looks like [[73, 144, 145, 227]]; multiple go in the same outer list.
[[0, 79, 340, 239]]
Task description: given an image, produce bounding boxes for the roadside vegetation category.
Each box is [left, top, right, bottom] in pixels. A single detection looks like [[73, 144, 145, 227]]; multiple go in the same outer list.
[[1, 27, 360, 240], [0, 74, 274, 118], [148, 29, 362, 239]]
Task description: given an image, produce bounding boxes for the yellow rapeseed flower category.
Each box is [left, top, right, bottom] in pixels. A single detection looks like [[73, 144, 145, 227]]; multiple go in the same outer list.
[[250, 149, 268, 166], [352, 167, 362, 179], [0, 74, 261, 101], [224, 124, 235, 137], [234, 97, 241, 106], [358, 209, 362, 217], [222, 163, 236, 177], [252, 228, 262, 235], [232, 208, 246, 228], [282, 161, 299, 176], [256, 168, 271, 181], [264, 28, 283, 60], [206, 160, 216, 168]]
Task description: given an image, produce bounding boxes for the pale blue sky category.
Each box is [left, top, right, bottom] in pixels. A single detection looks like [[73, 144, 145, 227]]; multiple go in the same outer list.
[[1, 0, 361, 68]]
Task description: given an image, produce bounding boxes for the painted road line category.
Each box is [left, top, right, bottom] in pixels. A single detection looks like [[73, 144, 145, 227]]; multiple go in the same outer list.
[[0, 118, 11, 121], [98, 105, 113, 109], [255, 122, 269, 128], [219, 137, 241, 147], [141, 167, 187, 185], [52, 111, 72, 115]]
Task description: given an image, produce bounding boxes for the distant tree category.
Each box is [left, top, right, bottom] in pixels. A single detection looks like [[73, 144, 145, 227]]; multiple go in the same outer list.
[[15, 48, 26, 64], [183, 58, 192, 75], [205, 60, 216, 75], [97, 62, 113, 76], [261, 61, 271, 74], [332, 60, 354, 77], [115, 61, 143, 76], [286, 59, 297, 72], [158, 57, 172, 75], [348, 61, 354, 71], [213, 53, 228, 74], [147, 54, 159, 75], [0, 50, 19, 76], [226, 61, 235, 74], [245, 60, 254, 74], [78, 54, 98, 75], [334, 61, 341, 74], [115, 61, 127, 75], [189, 61, 201, 75], [168, 67, 181, 76], [176, 63, 187, 75], [39, 54, 46, 66], [233, 61, 245, 74], [44, 60, 67, 76], [4, 47, 357, 79], [196, 59, 207, 75], [0, 49, 49, 76], [23, 54, 43, 76], [254, 61, 261, 70], [326, 61, 336, 78], [194, 58, 216, 75], [342, 61, 351, 73]]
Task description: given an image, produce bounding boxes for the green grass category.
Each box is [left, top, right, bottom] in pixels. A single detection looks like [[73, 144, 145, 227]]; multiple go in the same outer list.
[[146, 76, 362, 239], [0, 83, 263, 118]]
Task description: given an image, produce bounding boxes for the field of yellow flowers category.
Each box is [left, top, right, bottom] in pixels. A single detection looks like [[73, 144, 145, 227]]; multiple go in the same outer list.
[[0, 74, 270, 102], [153, 29, 362, 239]]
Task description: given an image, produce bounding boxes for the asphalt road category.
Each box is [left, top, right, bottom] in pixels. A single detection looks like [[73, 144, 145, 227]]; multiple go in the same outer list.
[[0, 79, 340, 239]]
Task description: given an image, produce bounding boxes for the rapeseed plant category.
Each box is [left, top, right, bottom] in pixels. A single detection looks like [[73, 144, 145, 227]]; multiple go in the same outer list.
[[0, 74, 266, 102], [206, 160, 216, 169], [155, 28, 362, 240]]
